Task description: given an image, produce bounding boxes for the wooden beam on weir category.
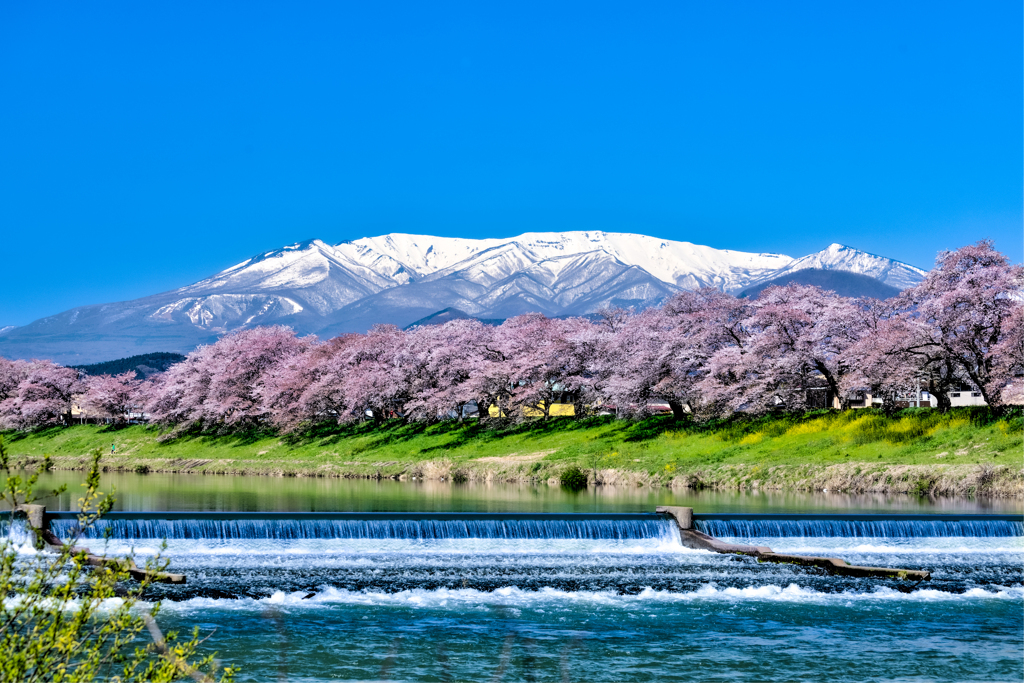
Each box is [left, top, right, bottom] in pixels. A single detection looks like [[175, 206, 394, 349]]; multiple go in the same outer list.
[[656, 506, 931, 582], [14, 504, 185, 584]]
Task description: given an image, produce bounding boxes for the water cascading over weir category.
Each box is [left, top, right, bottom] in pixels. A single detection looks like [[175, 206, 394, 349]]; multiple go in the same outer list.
[[6, 507, 1022, 584]]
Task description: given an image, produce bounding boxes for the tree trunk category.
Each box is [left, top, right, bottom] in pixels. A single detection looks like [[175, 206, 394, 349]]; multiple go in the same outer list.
[[573, 398, 588, 420], [881, 392, 899, 417], [814, 361, 843, 409], [928, 373, 952, 412], [667, 399, 686, 420]]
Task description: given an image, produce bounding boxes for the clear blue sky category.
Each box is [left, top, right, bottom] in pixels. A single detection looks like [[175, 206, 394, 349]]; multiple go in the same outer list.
[[1, 1, 1020, 326]]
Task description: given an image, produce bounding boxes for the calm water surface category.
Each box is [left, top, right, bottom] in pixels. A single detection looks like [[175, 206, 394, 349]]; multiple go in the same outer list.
[[23, 470, 1024, 514], [15, 471, 1024, 681]]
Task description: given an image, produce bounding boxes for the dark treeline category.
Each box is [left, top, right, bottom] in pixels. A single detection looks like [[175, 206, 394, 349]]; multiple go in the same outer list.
[[72, 352, 186, 378]]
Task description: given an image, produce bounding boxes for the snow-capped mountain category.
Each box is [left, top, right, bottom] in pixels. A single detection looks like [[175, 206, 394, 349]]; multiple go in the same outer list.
[[336, 232, 795, 291], [0, 232, 927, 364], [740, 243, 927, 291]]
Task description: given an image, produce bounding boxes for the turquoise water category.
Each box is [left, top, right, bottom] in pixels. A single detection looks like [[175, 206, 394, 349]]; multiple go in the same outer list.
[[154, 582, 1021, 682], [100, 524, 1021, 682], [20, 473, 1024, 681]]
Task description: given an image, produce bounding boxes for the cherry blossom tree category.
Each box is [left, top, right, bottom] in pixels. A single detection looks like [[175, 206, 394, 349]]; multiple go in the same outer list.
[[607, 289, 749, 418], [895, 241, 1024, 409], [334, 325, 409, 424], [3, 361, 83, 429], [0, 358, 28, 403], [206, 326, 312, 427], [81, 371, 144, 422], [259, 337, 331, 430], [555, 316, 614, 418], [601, 307, 675, 418], [263, 333, 375, 430], [698, 285, 869, 415], [841, 298, 927, 413], [145, 346, 215, 428], [401, 319, 491, 422], [461, 322, 512, 420], [660, 289, 752, 417], [147, 326, 309, 430], [991, 303, 1024, 405], [487, 314, 591, 420], [0, 358, 30, 428]]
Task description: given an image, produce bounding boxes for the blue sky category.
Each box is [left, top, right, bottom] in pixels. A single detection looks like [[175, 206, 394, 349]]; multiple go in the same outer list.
[[1, 1, 1020, 326]]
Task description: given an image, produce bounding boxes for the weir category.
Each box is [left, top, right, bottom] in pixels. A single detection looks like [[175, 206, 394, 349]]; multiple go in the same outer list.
[[5, 507, 1021, 583], [17, 510, 1021, 540], [693, 515, 1023, 538], [50, 515, 671, 541], [9, 505, 185, 584]]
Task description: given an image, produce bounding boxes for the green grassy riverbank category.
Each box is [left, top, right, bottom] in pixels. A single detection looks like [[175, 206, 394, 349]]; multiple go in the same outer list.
[[4, 408, 1022, 497]]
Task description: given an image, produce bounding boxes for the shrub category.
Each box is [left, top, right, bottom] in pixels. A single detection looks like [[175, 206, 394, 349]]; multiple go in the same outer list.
[[0, 438, 235, 682], [560, 465, 588, 491], [911, 478, 933, 497]]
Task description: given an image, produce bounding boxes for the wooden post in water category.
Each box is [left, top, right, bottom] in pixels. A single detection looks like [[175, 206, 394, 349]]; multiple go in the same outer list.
[[14, 504, 185, 584]]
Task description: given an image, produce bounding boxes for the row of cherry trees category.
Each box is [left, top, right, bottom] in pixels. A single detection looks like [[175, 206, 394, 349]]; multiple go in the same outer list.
[[0, 242, 1020, 432]]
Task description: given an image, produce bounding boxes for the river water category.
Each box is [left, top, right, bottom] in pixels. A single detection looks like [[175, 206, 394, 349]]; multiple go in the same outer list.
[[24, 470, 1024, 514], [17, 473, 1024, 681]]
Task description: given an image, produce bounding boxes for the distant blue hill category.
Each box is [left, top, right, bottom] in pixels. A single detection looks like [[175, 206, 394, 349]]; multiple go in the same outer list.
[[403, 308, 506, 329], [739, 268, 902, 300]]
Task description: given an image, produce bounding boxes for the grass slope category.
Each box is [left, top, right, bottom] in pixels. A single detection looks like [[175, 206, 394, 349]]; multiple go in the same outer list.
[[4, 408, 1022, 497]]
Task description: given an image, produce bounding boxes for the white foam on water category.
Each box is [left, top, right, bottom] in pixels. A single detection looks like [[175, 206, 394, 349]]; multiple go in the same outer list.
[[1, 594, 128, 614], [79, 532, 1022, 560], [2, 525, 42, 555], [157, 583, 1024, 616], [720, 536, 1024, 555], [97, 536, 696, 558]]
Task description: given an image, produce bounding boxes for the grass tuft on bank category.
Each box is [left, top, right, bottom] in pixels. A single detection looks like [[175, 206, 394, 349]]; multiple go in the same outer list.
[[3, 407, 1021, 496]]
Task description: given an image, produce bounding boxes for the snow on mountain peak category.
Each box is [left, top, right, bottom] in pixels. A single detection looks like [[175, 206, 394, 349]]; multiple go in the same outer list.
[[750, 243, 926, 290], [173, 232, 925, 301], [334, 231, 797, 292], [0, 231, 932, 364]]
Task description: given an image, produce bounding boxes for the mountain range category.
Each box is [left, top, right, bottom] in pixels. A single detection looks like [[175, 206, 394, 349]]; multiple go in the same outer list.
[[0, 232, 927, 364]]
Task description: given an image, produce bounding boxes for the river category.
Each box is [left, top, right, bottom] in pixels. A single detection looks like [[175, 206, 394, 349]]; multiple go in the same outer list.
[[23, 470, 1024, 514], [18, 472, 1024, 681]]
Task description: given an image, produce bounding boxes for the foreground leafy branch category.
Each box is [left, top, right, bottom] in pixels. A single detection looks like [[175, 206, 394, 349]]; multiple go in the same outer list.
[[0, 437, 235, 682]]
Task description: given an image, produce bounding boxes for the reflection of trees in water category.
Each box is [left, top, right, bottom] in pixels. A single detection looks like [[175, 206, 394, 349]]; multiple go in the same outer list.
[[28, 466, 1013, 514]]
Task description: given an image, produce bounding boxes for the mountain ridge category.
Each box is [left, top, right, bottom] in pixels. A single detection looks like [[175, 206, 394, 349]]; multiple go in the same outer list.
[[0, 231, 927, 364]]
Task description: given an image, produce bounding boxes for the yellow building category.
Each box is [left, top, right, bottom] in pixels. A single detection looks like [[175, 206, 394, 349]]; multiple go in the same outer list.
[[488, 403, 575, 418]]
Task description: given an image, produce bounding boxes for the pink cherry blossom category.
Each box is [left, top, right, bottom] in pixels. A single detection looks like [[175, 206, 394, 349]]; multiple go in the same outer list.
[[82, 371, 144, 422]]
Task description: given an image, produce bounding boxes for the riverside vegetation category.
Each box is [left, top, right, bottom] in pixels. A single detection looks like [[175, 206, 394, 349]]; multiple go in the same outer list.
[[2, 242, 1020, 498], [4, 407, 1022, 498], [0, 441, 234, 683]]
